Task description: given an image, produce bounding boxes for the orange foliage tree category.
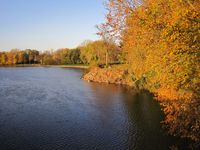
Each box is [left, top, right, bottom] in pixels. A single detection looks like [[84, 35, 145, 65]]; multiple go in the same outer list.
[[99, 0, 200, 145], [97, 0, 142, 41]]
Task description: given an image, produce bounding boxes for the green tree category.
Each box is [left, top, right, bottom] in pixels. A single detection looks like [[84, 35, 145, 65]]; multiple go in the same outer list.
[[80, 40, 120, 66]]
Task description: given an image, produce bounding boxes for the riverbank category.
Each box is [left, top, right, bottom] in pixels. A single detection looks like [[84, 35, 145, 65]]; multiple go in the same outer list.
[[83, 65, 200, 148], [45, 65, 89, 69], [82, 65, 133, 86], [0, 64, 89, 69]]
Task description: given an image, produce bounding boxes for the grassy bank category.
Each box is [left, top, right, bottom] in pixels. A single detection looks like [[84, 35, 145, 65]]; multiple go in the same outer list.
[[45, 64, 89, 69], [0, 64, 89, 69]]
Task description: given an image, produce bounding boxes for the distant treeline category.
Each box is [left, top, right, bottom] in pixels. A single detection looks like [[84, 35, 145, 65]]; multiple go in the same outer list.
[[0, 40, 121, 66], [0, 49, 40, 65]]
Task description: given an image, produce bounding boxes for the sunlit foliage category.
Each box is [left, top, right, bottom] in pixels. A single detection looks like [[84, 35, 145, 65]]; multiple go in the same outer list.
[[100, 0, 200, 145], [97, 0, 142, 41], [0, 49, 39, 65], [0, 48, 82, 65], [79, 40, 121, 66]]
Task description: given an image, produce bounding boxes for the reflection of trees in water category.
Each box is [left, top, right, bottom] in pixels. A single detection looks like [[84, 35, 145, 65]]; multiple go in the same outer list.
[[86, 83, 135, 149], [86, 83, 126, 125], [118, 89, 179, 150], [83, 83, 185, 149], [86, 83, 179, 149]]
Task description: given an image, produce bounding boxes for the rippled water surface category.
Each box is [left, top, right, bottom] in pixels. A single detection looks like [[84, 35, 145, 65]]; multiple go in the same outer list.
[[0, 67, 177, 150]]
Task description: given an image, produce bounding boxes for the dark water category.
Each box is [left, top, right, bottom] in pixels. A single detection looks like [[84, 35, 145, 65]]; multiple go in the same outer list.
[[0, 67, 177, 150]]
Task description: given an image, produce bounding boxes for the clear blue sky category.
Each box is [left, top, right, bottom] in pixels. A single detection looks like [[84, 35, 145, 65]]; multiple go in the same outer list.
[[0, 0, 105, 51]]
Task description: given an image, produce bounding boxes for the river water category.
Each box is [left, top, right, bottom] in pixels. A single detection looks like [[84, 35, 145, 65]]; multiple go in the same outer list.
[[0, 67, 177, 150]]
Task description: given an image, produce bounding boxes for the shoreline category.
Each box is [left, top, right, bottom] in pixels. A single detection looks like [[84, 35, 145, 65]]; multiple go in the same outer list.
[[82, 65, 132, 86], [0, 64, 89, 69]]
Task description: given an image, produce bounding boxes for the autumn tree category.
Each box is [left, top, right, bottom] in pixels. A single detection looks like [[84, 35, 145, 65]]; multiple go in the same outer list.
[[52, 48, 70, 64], [24, 49, 40, 64], [100, 0, 200, 146], [17, 51, 26, 64], [40, 50, 55, 65], [127, 0, 200, 144], [80, 40, 120, 66], [0, 52, 8, 65], [69, 48, 82, 64], [97, 0, 141, 41]]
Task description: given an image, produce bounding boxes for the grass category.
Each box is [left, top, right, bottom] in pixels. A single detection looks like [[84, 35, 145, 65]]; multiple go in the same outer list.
[[0, 64, 89, 69]]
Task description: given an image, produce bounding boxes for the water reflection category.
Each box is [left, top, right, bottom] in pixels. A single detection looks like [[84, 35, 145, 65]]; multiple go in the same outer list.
[[86, 83, 176, 150]]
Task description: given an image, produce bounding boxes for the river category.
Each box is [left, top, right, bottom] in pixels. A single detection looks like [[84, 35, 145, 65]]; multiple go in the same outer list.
[[0, 67, 178, 150]]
